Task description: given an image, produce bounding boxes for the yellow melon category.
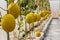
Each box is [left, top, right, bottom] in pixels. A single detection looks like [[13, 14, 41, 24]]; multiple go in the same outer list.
[[8, 3, 20, 19], [35, 31, 41, 37], [1, 14, 16, 32]]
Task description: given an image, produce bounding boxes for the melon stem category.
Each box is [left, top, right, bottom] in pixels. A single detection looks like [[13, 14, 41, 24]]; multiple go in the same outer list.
[[7, 32, 9, 40]]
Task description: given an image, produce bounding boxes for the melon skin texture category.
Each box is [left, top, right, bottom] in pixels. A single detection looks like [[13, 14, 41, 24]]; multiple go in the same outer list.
[[36, 14, 41, 21], [2, 14, 16, 32], [26, 13, 34, 24], [8, 3, 20, 19]]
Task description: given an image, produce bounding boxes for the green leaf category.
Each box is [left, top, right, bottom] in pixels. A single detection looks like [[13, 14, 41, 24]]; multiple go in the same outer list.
[[5, 0, 8, 1], [19, 21, 23, 27], [8, 0, 14, 4], [17, 0, 20, 6]]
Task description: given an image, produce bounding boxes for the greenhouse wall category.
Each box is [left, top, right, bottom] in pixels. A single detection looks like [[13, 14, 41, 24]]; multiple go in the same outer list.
[[0, 0, 7, 16], [49, 0, 59, 18]]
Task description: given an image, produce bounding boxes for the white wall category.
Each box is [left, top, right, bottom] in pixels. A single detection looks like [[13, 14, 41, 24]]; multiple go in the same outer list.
[[0, 0, 7, 40], [0, 0, 7, 16], [49, 0, 59, 18]]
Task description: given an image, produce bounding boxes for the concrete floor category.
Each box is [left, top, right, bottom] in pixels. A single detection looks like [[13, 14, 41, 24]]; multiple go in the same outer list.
[[44, 19, 60, 40]]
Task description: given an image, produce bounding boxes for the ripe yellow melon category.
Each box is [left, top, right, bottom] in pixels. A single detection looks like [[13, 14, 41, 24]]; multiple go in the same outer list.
[[26, 13, 34, 24], [35, 31, 41, 37], [1, 14, 16, 32], [39, 10, 51, 18], [26, 12, 37, 24], [8, 3, 20, 19], [36, 14, 41, 21], [39, 10, 46, 17], [33, 13, 37, 22], [58, 12, 60, 17]]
